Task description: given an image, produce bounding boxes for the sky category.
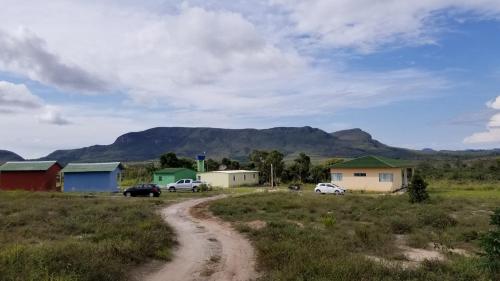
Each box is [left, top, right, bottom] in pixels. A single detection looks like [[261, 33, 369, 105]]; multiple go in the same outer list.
[[1, 0, 500, 158]]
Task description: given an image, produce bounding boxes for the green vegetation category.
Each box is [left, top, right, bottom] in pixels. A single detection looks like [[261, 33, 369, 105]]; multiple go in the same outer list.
[[480, 208, 500, 278], [417, 157, 500, 181], [427, 179, 500, 199], [408, 175, 429, 203], [0, 191, 175, 281], [210, 190, 499, 281]]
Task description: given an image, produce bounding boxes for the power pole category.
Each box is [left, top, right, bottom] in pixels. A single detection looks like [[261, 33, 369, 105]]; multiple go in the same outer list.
[[270, 163, 274, 188]]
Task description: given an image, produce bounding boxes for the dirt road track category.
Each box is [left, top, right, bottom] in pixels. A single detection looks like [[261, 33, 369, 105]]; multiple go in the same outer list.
[[142, 195, 258, 281]]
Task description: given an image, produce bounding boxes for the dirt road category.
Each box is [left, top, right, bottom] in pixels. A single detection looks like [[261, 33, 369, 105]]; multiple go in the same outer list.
[[142, 195, 258, 281]]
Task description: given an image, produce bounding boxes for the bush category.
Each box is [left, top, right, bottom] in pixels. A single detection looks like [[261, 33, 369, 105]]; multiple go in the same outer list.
[[408, 174, 429, 203], [199, 183, 210, 192], [419, 209, 457, 229], [481, 208, 500, 277], [389, 217, 412, 234], [321, 213, 336, 228]]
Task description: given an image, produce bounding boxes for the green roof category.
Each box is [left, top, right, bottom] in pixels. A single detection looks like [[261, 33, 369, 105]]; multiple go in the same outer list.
[[62, 162, 124, 173], [330, 156, 414, 169], [0, 161, 59, 171], [154, 168, 193, 174]]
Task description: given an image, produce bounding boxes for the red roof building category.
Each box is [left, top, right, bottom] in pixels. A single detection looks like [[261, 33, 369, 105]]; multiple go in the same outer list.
[[0, 161, 62, 191]]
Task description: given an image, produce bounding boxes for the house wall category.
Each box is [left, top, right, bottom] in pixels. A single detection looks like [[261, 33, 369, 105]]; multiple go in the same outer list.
[[63, 169, 121, 192], [329, 168, 403, 192], [153, 169, 196, 187], [197, 172, 259, 188], [0, 164, 62, 191], [153, 174, 176, 187]]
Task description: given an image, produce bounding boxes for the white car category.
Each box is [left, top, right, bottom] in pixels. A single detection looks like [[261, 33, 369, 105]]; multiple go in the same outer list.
[[314, 183, 346, 195]]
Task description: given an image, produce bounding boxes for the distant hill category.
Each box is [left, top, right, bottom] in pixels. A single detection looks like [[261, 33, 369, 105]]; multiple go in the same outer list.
[[37, 126, 500, 164], [0, 150, 24, 162], [39, 127, 418, 163]]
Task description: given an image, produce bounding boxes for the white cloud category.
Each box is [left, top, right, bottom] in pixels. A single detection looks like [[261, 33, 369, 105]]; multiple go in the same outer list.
[[464, 96, 500, 144], [0, 29, 109, 92], [0, 80, 70, 126], [487, 96, 500, 110], [0, 81, 42, 111], [37, 106, 71, 126], [0, 1, 499, 155], [272, 0, 500, 51], [0, 2, 449, 116]]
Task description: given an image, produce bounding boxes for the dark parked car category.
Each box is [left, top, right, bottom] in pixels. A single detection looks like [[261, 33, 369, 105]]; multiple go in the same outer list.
[[123, 184, 161, 197]]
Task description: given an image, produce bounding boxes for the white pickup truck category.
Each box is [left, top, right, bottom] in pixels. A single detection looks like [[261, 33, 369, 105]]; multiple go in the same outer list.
[[166, 179, 203, 192]]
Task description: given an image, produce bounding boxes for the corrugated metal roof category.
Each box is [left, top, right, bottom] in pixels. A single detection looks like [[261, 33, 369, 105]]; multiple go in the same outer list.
[[154, 168, 193, 174], [62, 162, 123, 173], [330, 156, 414, 168], [0, 161, 59, 171]]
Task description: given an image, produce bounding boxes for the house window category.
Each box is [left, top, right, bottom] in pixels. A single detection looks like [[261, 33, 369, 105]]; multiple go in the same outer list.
[[159, 176, 163, 181], [244, 175, 246, 180], [379, 173, 394, 182], [253, 174, 256, 179], [331, 173, 343, 182], [354, 173, 366, 177], [233, 176, 236, 181]]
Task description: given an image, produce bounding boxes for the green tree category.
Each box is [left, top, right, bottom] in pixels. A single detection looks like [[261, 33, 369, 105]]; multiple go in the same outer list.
[[160, 152, 179, 168], [159, 152, 195, 170], [206, 158, 220, 171], [177, 158, 196, 170], [221, 158, 232, 168], [408, 174, 429, 203], [481, 208, 500, 277], [294, 152, 311, 183], [310, 164, 329, 183], [249, 150, 284, 184], [220, 158, 240, 170]]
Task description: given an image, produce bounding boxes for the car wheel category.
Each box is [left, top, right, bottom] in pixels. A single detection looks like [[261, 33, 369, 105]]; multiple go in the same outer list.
[[125, 192, 131, 197], [315, 189, 321, 193], [192, 187, 197, 193], [149, 192, 154, 197], [169, 187, 175, 192]]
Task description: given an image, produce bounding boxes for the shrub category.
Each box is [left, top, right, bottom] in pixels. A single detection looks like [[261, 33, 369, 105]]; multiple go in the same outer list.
[[408, 174, 429, 203], [321, 213, 336, 228], [480, 208, 500, 276], [199, 183, 210, 192], [419, 209, 457, 229], [389, 217, 412, 234]]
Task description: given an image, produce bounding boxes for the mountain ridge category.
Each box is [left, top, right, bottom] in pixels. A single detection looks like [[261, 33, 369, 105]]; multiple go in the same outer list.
[[38, 126, 416, 163], [2, 126, 498, 164], [0, 150, 24, 162]]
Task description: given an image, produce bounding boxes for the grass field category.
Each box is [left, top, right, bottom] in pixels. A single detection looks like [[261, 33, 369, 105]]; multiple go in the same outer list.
[[210, 185, 499, 281], [427, 179, 500, 199], [0, 190, 219, 281]]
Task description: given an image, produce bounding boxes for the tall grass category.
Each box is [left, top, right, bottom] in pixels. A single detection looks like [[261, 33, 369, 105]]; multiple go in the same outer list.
[[0, 191, 175, 281], [211, 192, 497, 281]]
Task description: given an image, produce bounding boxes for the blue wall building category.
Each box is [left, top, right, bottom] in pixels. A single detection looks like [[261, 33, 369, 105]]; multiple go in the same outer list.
[[62, 162, 124, 192]]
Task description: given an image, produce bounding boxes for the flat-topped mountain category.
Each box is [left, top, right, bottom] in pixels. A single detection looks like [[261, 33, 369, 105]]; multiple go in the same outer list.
[[39, 126, 416, 163]]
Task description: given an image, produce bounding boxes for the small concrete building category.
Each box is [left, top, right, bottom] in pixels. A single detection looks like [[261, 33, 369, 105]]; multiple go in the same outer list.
[[330, 156, 414, 192], [153, 168, 197, 187], [197, 170, 259, 188], [62, 162, 124, 192], [0, 161, 62, 192]]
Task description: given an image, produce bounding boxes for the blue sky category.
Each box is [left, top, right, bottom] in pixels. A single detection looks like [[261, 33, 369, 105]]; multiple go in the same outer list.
[[0, 0, 500, 158]]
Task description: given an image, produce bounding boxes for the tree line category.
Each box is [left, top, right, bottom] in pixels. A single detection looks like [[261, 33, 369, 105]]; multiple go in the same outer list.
[[157, 150, 337, 185]]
